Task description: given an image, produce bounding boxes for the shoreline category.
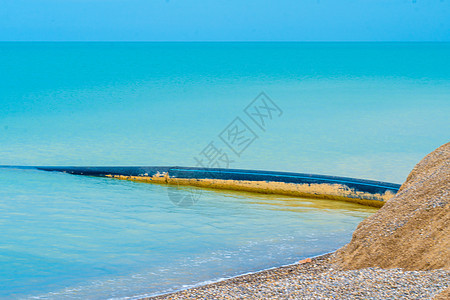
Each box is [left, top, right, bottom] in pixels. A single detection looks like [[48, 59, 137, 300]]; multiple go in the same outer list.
[[141, 251, 335, 299], [143, 253, 449, 300]]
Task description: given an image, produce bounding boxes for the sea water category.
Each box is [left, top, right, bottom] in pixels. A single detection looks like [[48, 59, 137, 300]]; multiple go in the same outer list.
[[0, 42, 449, 299], [0, 167, 377, 299]]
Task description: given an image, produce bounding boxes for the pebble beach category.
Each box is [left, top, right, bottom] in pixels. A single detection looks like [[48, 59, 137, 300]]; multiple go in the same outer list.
[[147, 253, 450, 300]]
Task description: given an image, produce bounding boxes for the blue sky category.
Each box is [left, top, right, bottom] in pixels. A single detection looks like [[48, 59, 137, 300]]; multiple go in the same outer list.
[[0, 0, 449, 41]]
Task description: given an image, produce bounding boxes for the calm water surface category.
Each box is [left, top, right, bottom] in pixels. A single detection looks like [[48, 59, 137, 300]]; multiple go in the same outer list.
[[0, 168, 376, 299], [0, 42, 449, 299], [1, 42, 449, 182]]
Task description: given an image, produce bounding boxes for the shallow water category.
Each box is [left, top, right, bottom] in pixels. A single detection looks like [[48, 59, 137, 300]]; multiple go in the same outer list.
[[0, 42, 449, 299], [0, 167, 376, 299]]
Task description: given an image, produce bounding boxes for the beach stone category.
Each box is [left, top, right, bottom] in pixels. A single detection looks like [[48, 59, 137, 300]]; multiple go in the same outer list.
[[334, 142, 450, 270], [298, 258, 312, 264]]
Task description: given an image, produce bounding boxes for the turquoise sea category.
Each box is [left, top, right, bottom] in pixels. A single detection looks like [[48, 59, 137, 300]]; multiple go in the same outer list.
[[0, 43, 449, 299]]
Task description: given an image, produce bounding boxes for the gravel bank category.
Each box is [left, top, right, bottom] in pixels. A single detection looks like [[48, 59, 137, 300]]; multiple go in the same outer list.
[[334, 142, 449, 270], [146, 253, 449, 300]]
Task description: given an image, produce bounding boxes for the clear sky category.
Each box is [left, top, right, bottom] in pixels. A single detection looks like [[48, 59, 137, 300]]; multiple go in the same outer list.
[[1, 0, 449, 41]]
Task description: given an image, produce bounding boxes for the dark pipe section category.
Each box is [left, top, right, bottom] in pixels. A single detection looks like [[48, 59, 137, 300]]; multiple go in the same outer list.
[[35, 166, 172, 177], [169, 167, 401, 195], [4, 166, 401, 195]]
